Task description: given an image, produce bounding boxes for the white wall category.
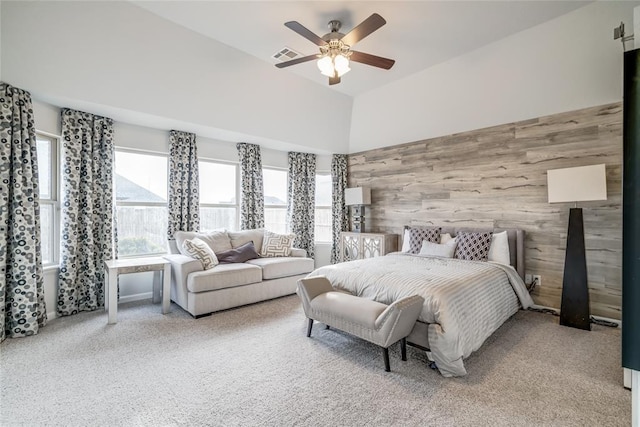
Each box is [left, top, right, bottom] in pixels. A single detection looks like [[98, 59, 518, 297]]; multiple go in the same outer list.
[[33, 99, 331, 320], [349, 1, 639, 153], [2, 1, 352, 155]]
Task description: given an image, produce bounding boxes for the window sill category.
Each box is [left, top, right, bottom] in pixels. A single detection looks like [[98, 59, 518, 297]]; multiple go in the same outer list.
[[43, 265, 60, 273]]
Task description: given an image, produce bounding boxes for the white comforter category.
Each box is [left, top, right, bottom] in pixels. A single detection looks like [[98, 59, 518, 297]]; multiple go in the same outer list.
[[309, 253, 534, 377]]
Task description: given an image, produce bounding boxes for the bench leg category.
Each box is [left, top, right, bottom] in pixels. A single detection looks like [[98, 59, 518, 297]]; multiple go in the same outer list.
[[307, 318, 314, 337], [383, 347, 390, 372], [325, 324, 330, 330], [401, 338, 407, 361]]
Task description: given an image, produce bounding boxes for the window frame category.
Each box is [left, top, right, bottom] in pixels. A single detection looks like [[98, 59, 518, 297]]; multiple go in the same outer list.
[[114, 147, 169, 258], [314, 171, 332, 243], [263, 166, 289, 233], [36, 130, 60, 267], [198, 157, 240, 231]]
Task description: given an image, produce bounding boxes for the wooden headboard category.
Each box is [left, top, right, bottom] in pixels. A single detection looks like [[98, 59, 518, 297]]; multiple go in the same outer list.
[[403, 226, 526, 280]]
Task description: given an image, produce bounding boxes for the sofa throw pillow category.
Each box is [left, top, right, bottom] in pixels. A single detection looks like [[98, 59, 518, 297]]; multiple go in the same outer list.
[[182, 238, 219, 270], [408, 227, 441, 254], [216, 241, 260, 264], [454, 231, 492, 261], [174, 230, 231, 256], [487, 230, 511, 266], [419, 239, 457, 258], [261, 230, 295, 257], [228, 229, 265, 254]]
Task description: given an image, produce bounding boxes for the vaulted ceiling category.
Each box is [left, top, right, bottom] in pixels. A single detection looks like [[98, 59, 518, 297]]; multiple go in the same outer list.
[[134, 1, 590, 97]]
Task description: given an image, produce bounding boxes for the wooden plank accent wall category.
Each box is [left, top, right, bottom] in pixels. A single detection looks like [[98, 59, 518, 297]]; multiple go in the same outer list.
[[348, 103, 622, 319]]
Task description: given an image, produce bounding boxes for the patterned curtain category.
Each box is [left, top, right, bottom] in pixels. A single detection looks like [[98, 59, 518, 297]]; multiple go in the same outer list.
[[57, 109, 114, 316], [330, 154, 349, 264], [237, 143, 265, 230], [168, 130, 199, 238], [0, 82, 47, 342], [287, 152, 316, 258]]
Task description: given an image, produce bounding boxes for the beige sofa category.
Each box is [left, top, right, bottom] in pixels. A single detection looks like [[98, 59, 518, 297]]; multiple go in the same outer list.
[[165, 229, 314, 317]]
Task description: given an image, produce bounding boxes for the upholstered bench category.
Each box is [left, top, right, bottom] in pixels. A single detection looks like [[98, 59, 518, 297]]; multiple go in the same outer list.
[[297, 276, 424, 372]]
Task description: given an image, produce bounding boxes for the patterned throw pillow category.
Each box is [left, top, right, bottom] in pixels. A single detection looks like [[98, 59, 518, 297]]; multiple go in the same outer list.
[[261, 230, 295, 257], [182, 238, 219, 270], [216, 241, 260, 264], [408, 227, 441, 254], [454, 232, 492, 261]]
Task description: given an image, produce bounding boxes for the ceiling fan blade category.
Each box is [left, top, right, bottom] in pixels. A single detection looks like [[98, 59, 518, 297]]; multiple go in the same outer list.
[[329, 75, 341, 85], [349, 51, 395, 70], [340, 13, 386, 46], [284, 21, 328, 46], [275, 54, 319, 68]]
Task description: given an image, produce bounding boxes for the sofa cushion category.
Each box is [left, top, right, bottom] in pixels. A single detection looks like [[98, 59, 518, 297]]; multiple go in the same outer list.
[[246, 257, 314, 280], [216, 241, 260, 264], [175, 230, 232, 255], [228, 229, 265, 254], [187, 263, 263, 293]]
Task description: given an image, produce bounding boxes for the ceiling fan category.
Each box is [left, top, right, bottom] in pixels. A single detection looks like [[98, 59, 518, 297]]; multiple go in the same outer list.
[[275, 13, 395, 85]]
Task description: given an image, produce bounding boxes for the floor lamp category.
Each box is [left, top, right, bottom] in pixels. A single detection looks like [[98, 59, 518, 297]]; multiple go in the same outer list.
[[547, 164, 607, 331]]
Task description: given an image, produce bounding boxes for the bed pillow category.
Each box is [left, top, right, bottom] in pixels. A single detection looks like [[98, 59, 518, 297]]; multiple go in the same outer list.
[[454, 231, 492, 261], [261, 230, 295, 257], [408, 227, 441, 254], [488, 230, 511, 265], [216, 241, 260, 264], [182, 238, 219, 270], [419, 239, 457, 258], [401, 229, 411, 253], [440, 233, 454, 244]]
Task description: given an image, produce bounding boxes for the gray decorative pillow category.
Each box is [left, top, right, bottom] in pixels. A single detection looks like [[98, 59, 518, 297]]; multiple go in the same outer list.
[[261, 230, 295, 257], [182, 238, 219, 270], [409, 227, 441, 254], [454, 231, 492, 261], [216, 241, 260, 264]]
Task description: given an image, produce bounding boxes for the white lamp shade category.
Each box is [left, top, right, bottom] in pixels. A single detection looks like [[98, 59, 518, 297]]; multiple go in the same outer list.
[[317, 56, 334, 77], [345, 187, 371, 206], [334, 54, 351, 77], [547, 164, 607, 203]]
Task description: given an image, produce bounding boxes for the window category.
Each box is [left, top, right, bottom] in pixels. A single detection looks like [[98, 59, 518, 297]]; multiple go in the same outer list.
[[36, 132, 59, 265], [263, 168, 288, 234], [199, 160, 238, 231], [315, 173, 332, 242], [115, 150, 168, 257]]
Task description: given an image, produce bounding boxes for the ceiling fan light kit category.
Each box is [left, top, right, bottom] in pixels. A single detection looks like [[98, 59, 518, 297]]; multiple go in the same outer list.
[[276, 13, 395, 85]]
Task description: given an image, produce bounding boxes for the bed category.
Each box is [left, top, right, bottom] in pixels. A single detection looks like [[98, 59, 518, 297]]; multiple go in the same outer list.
[[308, 227, 534, 377]]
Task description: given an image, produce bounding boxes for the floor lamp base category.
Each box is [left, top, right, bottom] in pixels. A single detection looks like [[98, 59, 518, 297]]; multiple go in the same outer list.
[[559, 207, 591, 331]]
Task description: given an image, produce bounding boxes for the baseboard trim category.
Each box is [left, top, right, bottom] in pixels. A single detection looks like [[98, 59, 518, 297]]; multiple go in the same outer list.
[[530, 304, 621, 327], [45, 292, 153, 322], [119, 292, 153, 304]]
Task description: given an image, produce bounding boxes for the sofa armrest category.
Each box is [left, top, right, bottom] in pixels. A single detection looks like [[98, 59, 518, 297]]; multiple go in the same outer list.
[[164, 254, 203, 285], [290, 247, 307, 258]]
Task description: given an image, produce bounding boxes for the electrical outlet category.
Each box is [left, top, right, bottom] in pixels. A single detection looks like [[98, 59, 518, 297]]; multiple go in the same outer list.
[[532, 275, 542, 287]]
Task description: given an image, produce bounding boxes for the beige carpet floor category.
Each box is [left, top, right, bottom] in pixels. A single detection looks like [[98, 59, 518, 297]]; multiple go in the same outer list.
[[0, 295, 630, 426]]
